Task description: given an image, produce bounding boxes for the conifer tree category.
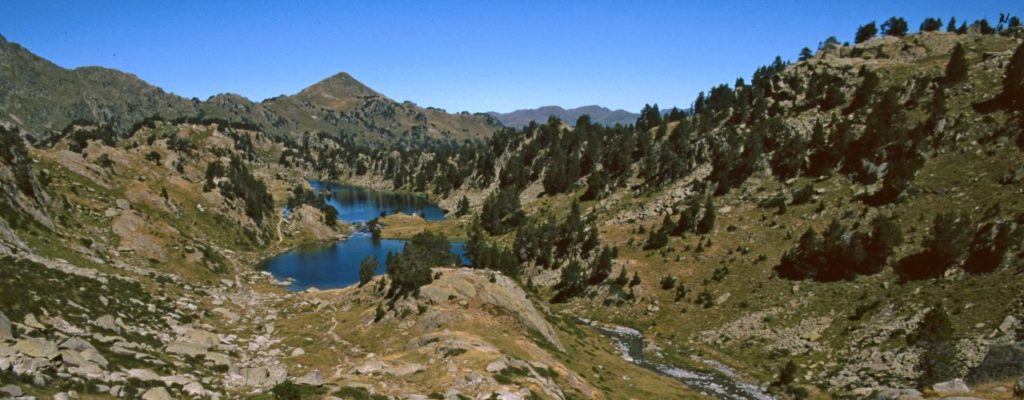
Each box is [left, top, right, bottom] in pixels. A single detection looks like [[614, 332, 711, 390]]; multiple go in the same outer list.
[[881, 17, 909, 37], [855, 22, 878, 43], [697, 196, 716, 234], [920, 17, 943, 32], [943, 43, 968, 84], [359, 255, 378, 286], [798, 47, 813, 61], [946, 17, 957, 33]]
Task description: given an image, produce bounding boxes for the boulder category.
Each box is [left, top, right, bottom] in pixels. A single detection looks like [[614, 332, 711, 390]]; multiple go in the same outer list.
[[94, 314, 118, 332], [932, 378, 970, 393], [1014, 376, 1023, 397], [229, 366, 287, 388], [13, 337, 59, 359], [127, 368, 162, 382], [293, 370, 324, 386], [0, 311, 11, 341], [11, 356, 48, 374], [59, 349, 89, 367], [204, 351, 233, 367], [355, 360, 385, 375], [486, 358, 508, 373], [141, 387, 172, 400], [290, 347, 305, 357], [182, 381, 209, 397], [966, 343, 1024, 385], [166, 341, 207, 357], [868, 387, 923, 400], [23, 313, 45, 330], [384, 363, 425, 377], [0, 385, 22, 397], [60, 337, 97, 353]]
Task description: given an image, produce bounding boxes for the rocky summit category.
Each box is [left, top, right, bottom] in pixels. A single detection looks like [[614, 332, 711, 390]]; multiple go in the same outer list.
[[1, 7, 1024, 400]]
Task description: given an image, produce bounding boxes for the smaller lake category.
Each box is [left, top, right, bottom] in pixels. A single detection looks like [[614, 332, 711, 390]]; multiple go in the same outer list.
[[309, 180, 447, 223], [263, 232, 469, 291]]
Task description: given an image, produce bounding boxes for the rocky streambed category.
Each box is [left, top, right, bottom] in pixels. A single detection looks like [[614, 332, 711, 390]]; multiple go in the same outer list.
[[580, 318, 775, 400]]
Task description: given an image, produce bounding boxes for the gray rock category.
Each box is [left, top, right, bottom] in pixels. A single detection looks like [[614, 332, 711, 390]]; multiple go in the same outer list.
[[385, 363, 425, 377], [293, 370, 324, 386], [53, 392, 71, 400], [932, 378, 970, 393], [127, 368, 162, 381], [141, 386, 172, 400], [182, 381, 208, 397], [94, 314, 118, 332], [0, 311, 11, 341], [11, 356, 48, 374], [13, 337, 59, 359], [868, 387, 923, 400], [1014, 376, 1023, 396], [966, 343, 1024, 384], [355, 360, 385, 375], [290, 347, 305, 357], [60, 337, 97, 352], [23, 313, 45, 330], [229, 366, 287, 388], [166, 341, 208, 357], [0, 385, 22, 397], [203, 351, 233, 367], [60, 349, 89, 366], [486, 359, 508, 373]]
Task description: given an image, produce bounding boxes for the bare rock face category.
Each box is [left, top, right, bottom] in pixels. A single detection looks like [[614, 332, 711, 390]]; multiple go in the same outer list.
[[0, 311, 11, 341], [12, 337, 59, 359], [418, 268, 565, 351], [931, 378, 970, 393], [141, 386, 172, 400]]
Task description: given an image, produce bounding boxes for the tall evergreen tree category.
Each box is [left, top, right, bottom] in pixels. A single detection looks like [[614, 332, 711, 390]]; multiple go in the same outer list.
[[697, 196, 716, 234], [920, 17, 943, 32], [946, 17, 958, 33], [881, 17, 909, 37], [855, 22, 878, 43], [798, 47, 813, 61], [943, 43, 968, 84]]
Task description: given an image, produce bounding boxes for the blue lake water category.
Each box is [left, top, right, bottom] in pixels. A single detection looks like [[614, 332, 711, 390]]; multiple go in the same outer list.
[[263, 232, 468, 291], [309, 180, 447, 223], [265, 181, 464, 291]]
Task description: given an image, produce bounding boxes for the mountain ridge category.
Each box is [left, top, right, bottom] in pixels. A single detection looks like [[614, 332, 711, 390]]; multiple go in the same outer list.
[[0, 34, 500, 145], [487, 105, 639, 127]]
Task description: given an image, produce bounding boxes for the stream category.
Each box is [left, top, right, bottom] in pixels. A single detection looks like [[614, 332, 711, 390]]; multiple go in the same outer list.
[[580, 319, 775, 400]]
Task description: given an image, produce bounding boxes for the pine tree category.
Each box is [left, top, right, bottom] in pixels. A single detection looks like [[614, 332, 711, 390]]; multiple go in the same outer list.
[[946, 17, 958, 33], [881, 17, 909, 37], [855, 22, 878, 43], [1001, 42, 1024, 110], [920, 17, 943, 32], [697, 196, 716, 234], [455, 195, 471, 217], [798, 47, 813, 61], [359, 255, 378, 286], [912, 305, 959, 387], [943, 43, 968, 84]]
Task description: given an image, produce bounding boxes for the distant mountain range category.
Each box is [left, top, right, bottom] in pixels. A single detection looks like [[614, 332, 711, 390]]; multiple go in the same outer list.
[[0, 34, 501, 145], [487, 105, 638, 127]]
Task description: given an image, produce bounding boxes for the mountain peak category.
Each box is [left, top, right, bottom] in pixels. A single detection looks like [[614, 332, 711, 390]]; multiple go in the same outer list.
[[296, 72, 380, 107]]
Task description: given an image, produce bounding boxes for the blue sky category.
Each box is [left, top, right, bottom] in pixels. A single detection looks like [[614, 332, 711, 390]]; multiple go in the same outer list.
[[1, 1, 1019, 113]]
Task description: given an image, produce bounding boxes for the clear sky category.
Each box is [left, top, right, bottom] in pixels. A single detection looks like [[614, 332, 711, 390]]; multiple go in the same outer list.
[[1, 1, 1019, 113]]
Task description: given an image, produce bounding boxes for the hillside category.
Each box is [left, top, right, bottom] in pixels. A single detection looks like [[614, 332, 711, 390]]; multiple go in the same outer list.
[[1, 18, 1024, 400], [488, 105, 639, 127], [0, 34, 501, 146]]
